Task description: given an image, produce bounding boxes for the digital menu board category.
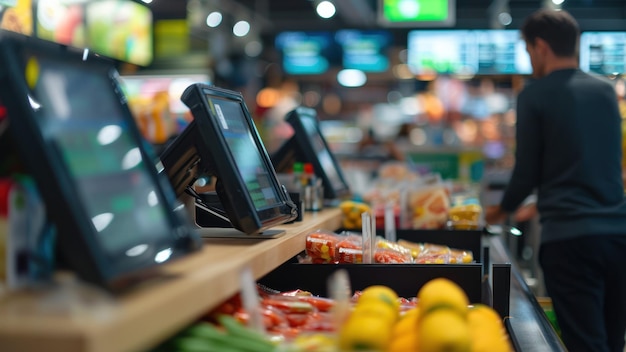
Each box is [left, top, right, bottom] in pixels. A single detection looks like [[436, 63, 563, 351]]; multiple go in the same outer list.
[[335, 29, 391, 72], [476, 30, 531, 75], [275, 30, 392, 74], [36, 0, 85, 47], [408, 29, 532, 75], [408, 30, 475, 74], [580, 32, 626, 75], [275, 31, 339, 75], [0, 0, 32, 35], [85, 0, 152, 66]]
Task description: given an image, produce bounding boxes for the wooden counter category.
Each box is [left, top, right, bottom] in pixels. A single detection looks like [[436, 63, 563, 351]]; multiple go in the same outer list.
[[0, 208, 343, 352]]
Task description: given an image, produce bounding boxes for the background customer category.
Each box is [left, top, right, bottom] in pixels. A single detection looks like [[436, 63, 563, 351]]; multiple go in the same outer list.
[[486, 9, 626, 352]]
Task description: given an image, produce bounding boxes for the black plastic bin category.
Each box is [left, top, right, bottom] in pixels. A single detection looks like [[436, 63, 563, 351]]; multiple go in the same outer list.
[[259, 261, 484, 305]]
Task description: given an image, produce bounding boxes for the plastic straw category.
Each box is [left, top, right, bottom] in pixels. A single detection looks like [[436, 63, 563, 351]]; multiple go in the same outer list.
[[328, 269, 351, 329], [370, 209, 377, 260], [239, 267, 265, 334], [362, 212, 372, 264], [400, 190, 408, 229], [385, 201, 396, 243]]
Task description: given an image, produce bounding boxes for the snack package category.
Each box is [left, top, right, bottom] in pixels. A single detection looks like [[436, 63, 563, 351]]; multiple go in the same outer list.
[[376, 238, 413, 258], [448, 195, 483, 230], [339, 201, 371, 230], [338, 247, 362, 264], [374, 248, 412, 264], [449, 248, 474, 264], [414, 243, 451, 264], [305, 230, 342, 264], [396, 239, 424, 259], [336, 233, 363, 264], [407, 185, 450, 229], [336, 235, 413, 264]]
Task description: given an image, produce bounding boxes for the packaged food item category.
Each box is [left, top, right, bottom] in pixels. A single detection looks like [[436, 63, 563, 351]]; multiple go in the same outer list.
[[449, 248, 474, 264], [338, 247, 362, 264], [374, 248, 412, 264], [396, 239, 424, 259], [415, 243, 451, 264], [336, 233, 362, 264], [448, 195, 483, 230], [407, 185, 450, 229], [305, 231, 342, 264], [339, 201, 371, 230], [376, 238, 412, 257], [336, 236, 413, 264]]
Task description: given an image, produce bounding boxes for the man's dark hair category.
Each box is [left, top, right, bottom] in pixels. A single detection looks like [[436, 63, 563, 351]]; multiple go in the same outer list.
[[521, 9, 580, 57]]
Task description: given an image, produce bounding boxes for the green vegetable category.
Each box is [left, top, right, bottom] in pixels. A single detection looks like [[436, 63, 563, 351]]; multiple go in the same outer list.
[[170, 336, 240, 352], [183, 321, 276, 352], [218, 315, 275, 350]]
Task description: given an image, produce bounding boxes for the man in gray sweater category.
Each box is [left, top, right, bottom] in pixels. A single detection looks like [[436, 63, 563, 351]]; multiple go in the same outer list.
[[486, 9, 626, 352]]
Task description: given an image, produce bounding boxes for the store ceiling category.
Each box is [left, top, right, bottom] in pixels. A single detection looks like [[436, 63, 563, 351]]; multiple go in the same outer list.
[[151, 0, 626, 40]]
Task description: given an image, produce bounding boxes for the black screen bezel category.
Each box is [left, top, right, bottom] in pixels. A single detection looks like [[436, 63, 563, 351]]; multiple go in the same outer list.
[[272, 107, 351, 200], [0, 31, 201, 291], [178, 83, 296, 234]]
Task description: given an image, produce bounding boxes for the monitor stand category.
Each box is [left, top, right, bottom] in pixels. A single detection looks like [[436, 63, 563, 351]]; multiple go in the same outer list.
[[180, 193, 286, 239]]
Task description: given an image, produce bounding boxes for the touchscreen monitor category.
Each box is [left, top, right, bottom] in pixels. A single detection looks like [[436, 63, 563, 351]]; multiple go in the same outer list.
[[0, 31, 201, 291], [271, 107, 351, 200], [159, 84, 297, 237]]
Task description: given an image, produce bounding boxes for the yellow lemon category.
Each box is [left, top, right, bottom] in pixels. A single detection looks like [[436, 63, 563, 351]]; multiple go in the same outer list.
[[468, 304, 513, 352], [358, 285, 400, 313], [386, 331, 419, 352], [352, 299, 398, 327], [418, 308, 471, 352], [417, 278, 469, 317], [391, 307, 420, 338], [339, 315, 393, 352], [468, 304, 503, 329]]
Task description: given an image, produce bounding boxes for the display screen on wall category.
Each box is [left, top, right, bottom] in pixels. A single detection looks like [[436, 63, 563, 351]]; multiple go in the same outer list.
[[36, 0, 85, 47], [475, 30, 531, 75], [580, 31, 626, 75], [85, 0, 152, 66], [408, 30, 473, 74], [335, 29, 391, 72], [378, 0, 455, 27], [0, 0, 33, 35], [275, 31, 340, 75], [407, 29, 532, 75]]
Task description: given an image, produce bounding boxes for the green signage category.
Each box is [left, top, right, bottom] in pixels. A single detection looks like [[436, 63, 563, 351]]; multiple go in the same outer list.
[[380, 0, 453, 25]]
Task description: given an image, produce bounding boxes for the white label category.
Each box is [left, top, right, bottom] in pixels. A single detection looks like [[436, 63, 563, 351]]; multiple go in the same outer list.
[[214, 104, 228, 130]]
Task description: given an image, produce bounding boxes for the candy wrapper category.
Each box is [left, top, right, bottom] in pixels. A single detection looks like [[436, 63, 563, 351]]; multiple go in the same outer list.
[[397, 239, 474, 264], [335, 234, 413, 264], [305, 230, 342, 264]]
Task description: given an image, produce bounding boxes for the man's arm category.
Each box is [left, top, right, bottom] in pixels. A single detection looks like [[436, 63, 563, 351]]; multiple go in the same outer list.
[[488, 90, 542, 222]]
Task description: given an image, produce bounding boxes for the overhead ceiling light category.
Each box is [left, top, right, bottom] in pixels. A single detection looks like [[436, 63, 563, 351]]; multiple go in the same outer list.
[[233, 20, 250, 37], [244, 40, 263, 57], [316, 1, 336, 19], [206, 11, 223, 27], [552, 0, 565, 4], [498, 12, 512, 26]]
